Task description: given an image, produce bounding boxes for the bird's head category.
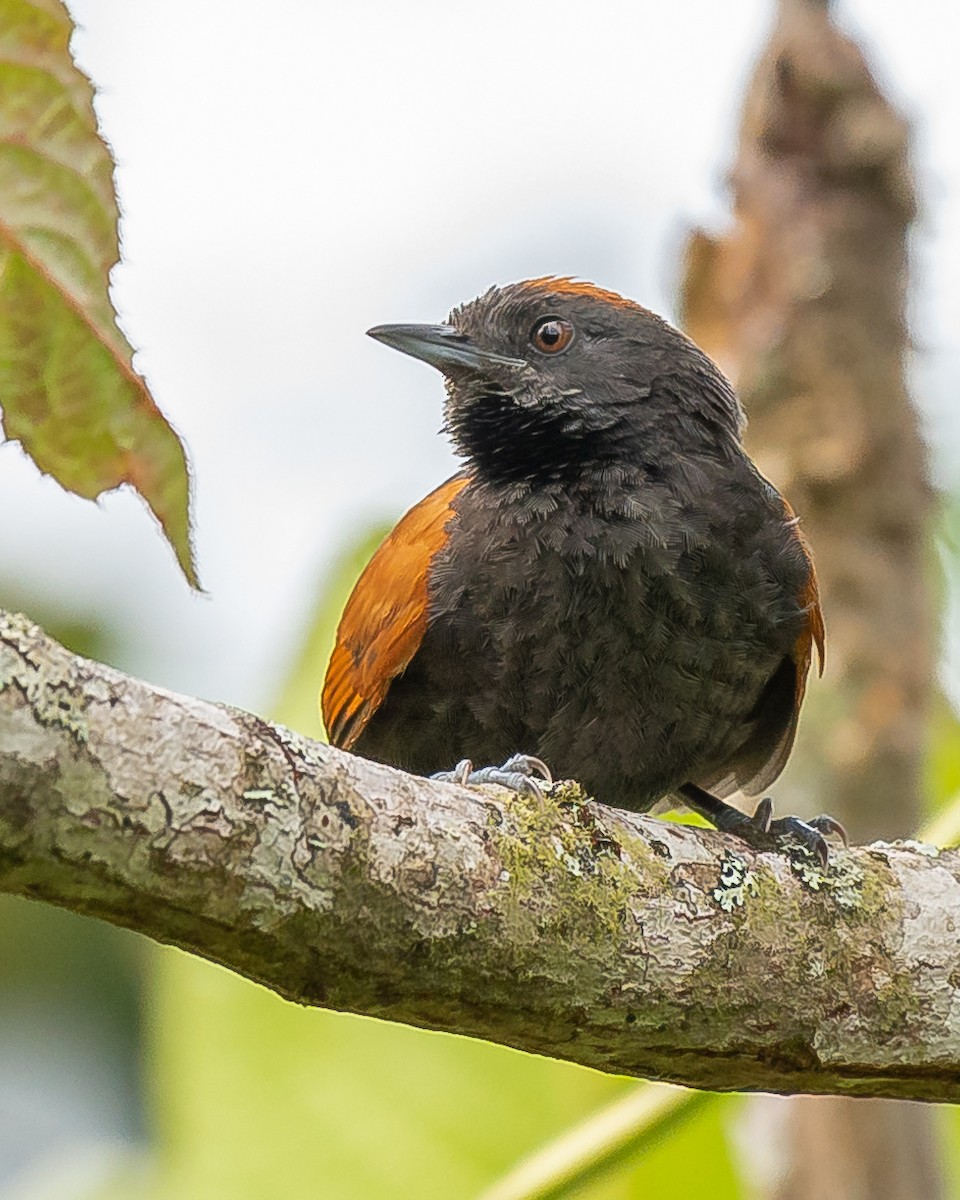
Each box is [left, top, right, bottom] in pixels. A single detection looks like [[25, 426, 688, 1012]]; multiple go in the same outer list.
[[368, 277, 745, 488]]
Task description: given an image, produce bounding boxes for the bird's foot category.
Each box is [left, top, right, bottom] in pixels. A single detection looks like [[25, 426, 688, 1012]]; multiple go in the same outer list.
[[431, 754, 553, 801], [679, 784, 847, 867], [720, 798, 848, 868]]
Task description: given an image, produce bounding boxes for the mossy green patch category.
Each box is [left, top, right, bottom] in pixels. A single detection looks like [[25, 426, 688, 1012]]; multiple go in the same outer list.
[[708, 844, 909, 1034], [488, 780, 654, 950], [788, 845, 864, 909], [732, 861, 802, 948], [737, 849, 899, 947], [872, 962, 924, 1038], [785, 844, 896, 924]]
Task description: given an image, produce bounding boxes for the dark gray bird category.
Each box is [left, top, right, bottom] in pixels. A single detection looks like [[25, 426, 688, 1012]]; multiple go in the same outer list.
[[323, 277, 842, 861]]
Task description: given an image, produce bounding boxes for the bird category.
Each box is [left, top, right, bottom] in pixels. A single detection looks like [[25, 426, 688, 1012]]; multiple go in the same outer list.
[[322, 277, 844, 862]]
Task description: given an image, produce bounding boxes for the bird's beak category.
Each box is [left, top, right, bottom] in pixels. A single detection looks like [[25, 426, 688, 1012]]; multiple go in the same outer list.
[[366, 323, 525, 373]]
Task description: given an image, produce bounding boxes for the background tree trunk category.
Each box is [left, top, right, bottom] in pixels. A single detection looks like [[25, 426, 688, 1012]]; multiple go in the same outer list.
[[678, 0, 941, 1194]]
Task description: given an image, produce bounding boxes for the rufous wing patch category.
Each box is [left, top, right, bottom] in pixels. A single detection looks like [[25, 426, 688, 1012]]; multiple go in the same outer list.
[[322, 474, 469, 749], [790, 504, 825, 693]]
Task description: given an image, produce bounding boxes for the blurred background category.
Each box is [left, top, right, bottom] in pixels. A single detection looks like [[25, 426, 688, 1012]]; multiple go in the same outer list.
[[1, 0, 959, 1196]]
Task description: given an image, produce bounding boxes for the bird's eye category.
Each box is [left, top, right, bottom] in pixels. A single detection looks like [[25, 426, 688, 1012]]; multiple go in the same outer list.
[[531, 317, 574, 355]]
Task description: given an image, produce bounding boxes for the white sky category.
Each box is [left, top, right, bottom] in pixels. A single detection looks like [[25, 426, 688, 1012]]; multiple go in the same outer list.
[[2, 0, 958, 717]]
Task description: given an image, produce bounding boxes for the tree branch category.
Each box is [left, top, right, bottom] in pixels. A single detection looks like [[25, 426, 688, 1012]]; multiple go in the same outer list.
[[1, 608, 958, 1102]]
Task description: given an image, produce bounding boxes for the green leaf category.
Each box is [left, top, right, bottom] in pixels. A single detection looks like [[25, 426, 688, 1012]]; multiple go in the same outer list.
[[149, 957, 642, 1200], [272, 523, 392, 741], [0, 0, 198, 587], [476, 1084, 712, 1200]]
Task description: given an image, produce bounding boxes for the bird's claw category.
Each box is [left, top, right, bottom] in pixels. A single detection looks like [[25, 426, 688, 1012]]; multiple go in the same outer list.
[[431, 754, 553, 801], [807, 813, 850, 846], [727, 799, 848, 868]]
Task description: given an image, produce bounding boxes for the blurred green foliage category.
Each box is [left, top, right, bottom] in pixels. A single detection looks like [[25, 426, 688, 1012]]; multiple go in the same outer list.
[[0, 594, 146, 1190], [927, 697, 960, 817], [929, 497, 960, 811]]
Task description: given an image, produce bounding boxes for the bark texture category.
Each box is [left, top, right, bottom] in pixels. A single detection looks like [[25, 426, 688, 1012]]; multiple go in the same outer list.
[[678, 0, 939, 1192], [1, 609, 959, 1104]]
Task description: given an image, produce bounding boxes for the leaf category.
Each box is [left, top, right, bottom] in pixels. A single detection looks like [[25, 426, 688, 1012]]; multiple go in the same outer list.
[[150, 959, 643, 1200], [0, 0, 198, 587], [476, 1084, 712, 1200], [272, 523, 391, 741]]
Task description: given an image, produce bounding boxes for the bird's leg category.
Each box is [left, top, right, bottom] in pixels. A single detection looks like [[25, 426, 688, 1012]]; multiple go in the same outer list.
[[678, 783, 847, 868], [431, 754, 553, 801]]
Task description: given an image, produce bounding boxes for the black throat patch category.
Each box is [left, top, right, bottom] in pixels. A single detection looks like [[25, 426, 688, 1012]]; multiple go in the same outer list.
[[449, 389, 625, 487]]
